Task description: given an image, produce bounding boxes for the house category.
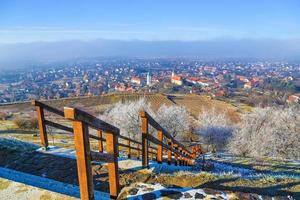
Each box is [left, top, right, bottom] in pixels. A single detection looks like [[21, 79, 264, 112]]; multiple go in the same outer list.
[[287, 94, 300, 103], [131, 77, 141, 85], [115, 84, 126, 92], [244, 82, 252, 89], [237, 75, 249, 83], [197, 79, 209, 87], [186, 77, 198, 85], [171, 72, 183, 85]]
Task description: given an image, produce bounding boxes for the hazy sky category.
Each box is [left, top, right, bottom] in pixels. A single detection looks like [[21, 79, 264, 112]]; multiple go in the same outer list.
[[1, 0, 300, 43]]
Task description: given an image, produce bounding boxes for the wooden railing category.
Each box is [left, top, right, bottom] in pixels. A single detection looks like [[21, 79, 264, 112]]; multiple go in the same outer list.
[[32, 100, 74, 148], [32, 100, 201, 200], [64, 107, 120, 199], [140, 111, 194, 167]]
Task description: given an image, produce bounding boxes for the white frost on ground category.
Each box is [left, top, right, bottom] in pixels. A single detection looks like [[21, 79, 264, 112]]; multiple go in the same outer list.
[[36, 146, 77, 159], [126, 182, 220, 200], [204, 152, 300, 179], [36, 146, 194, 172], [0, 167, 110, 200], [0, 137, 38, 151]]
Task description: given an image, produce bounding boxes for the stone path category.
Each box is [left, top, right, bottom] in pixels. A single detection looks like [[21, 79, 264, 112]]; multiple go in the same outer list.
[[0, 177, 78, 200]]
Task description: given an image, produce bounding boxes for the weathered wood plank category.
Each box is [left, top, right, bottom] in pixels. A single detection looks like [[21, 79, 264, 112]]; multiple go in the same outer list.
[[44, 120, 73, 133], [36, 106, 48, 148], [105, 131, 120, 199], [157, 130, 163, 163], [73, 121, 94, 200], [97, 130, 103, 153], [64, 107, 119, 134], [32, 100, 64, 116], [141, 114, 149, 167]]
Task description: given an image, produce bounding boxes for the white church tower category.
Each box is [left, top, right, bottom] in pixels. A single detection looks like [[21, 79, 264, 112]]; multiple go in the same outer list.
[[146, 72, 151, 86]]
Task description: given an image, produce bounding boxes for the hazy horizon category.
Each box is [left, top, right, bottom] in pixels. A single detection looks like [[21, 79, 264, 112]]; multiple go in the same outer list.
[[0, 37, 300, 69], [1, 0, 300, 68]]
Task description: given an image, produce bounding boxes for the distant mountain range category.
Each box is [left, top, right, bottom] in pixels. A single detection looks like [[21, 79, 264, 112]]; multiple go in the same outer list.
[[0, 38, 300, 69]]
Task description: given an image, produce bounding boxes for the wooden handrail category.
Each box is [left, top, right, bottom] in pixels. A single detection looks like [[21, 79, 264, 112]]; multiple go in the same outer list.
[[32, 100, 199, 199], [118, 135, 141, 145], [64, 107, 119, 135], [64, 106, 120, 199], [32, 100, 64, 116], [44, 120, 73, 133], [140, 111, 192, 155], [147, 134, 192, 159], [140, 110, 195, 167]]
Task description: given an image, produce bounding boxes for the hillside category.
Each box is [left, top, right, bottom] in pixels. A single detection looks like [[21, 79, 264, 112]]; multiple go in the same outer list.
[[0, 93, 240, 123]]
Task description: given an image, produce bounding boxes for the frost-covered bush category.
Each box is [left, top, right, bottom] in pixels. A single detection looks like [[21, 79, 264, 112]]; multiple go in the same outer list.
[[196, 109, 233, 152], [101, 99, 192, 141], [100, 98, 154, 141], [228, 106, 300, 160], [156, 105, 191, 139]]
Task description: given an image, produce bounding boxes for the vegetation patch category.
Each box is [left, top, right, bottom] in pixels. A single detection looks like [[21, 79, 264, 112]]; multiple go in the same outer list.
[[151, 172, 217, 188], [0, 179, 11, 190]]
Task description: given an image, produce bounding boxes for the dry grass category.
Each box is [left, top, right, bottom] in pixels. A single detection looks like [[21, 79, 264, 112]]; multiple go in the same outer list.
[[0, 120, 18, 130], [0, 93, 241, 121], [150, 172, 217, 188], [0, 179, 11, 190]]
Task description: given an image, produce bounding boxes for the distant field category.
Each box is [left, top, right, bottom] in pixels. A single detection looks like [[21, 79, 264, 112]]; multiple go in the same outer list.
[[0, 93, 241, 123]]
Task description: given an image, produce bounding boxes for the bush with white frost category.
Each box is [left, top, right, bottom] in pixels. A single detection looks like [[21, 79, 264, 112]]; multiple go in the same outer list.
[[101, 99, 192, 141], [228, 106, 300, 160], [156, 105, 191, 139], [196, 109, 233, 152], [100, 98, 154, 141]]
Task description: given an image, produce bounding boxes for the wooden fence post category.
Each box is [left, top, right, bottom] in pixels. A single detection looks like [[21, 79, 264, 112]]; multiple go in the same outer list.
[[141, 113, 149, 167], [167, 140, 172, 165], [184, 153, 187, 166], [137, 144, 140, 159], [36, 106, 49, 149], [174, 144, 178, 166], [127, 140, 131, 158], [179, 147, 183, 166], [157, 130, 163, 163], [73, 120, 94, 200], [105, 131, 120, 199], [97, 130, 103, 153]]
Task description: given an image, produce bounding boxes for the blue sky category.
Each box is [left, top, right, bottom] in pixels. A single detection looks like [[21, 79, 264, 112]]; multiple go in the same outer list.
[[0, 0, 300, 43]]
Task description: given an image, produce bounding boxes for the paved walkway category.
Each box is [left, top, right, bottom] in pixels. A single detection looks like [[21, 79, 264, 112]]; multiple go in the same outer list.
[[0, 177, 79, 200]]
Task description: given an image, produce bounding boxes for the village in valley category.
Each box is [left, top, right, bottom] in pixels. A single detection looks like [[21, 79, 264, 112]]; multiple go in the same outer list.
[[0, 59, 299, 106]]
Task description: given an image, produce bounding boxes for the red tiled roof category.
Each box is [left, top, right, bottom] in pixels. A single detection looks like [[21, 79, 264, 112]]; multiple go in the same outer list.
[[172, 75, 182, 81]]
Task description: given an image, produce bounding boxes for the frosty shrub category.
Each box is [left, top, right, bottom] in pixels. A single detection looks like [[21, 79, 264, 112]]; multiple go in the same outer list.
[[100, 98, 154, 141], [197, 109, 234, 152], [101, 99, 192, 141], [228, 106, 300, 160], [156, 105, 191, 139]]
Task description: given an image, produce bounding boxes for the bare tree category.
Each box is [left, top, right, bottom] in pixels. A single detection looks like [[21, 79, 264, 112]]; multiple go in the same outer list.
[[156, 105, 191, 139], [101, 100, 192, 141], [228, 106, 300, 159], [196, 109, 233, 152], [100, 98, 154, 141]]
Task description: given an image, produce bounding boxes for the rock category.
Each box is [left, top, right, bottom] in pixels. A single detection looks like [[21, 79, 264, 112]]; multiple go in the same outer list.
[[203, 188, 221, 196], [162, 184, 183, 189], [142, 187, 154, 192], [250, 193, 259, 200], [183, 192, 193, 198], [128, 188, 139, 195], [160, 190, 183, 199], [195, 192, 205, 199]]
